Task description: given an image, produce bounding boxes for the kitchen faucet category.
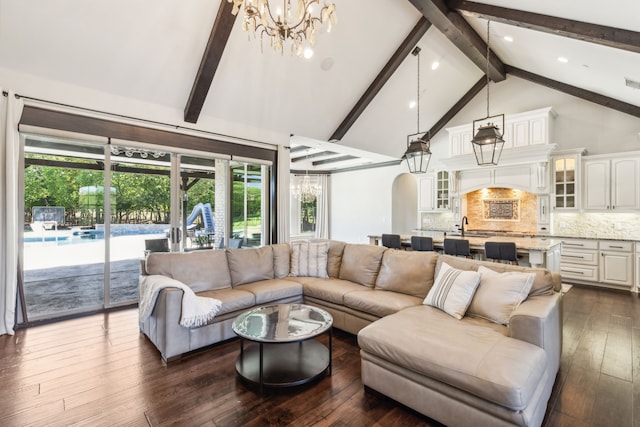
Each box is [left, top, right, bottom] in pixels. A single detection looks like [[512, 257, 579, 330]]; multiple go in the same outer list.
[[459, 216, 469, 237]]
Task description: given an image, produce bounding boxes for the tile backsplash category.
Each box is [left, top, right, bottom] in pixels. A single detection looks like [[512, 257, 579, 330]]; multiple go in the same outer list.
[[553, 212, 640, 240]]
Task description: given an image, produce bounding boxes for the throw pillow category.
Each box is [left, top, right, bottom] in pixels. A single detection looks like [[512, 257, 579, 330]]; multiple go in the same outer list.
[[290, 241, 329, 278], [423, 262, 481, 320], [467, 266, 535, 325]]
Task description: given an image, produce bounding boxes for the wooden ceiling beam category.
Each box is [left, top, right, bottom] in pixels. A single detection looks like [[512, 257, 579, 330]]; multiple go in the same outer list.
[[184, 1, 237, 123], [329, 17, 432, 141], [449, 0, 640, 54], [506, 65, 640, 118], [408, 0, 505, 82]]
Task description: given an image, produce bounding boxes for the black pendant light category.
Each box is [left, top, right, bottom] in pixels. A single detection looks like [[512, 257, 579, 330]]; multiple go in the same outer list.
[[471, 20, 505, 166], [402, 46, 431, 174]]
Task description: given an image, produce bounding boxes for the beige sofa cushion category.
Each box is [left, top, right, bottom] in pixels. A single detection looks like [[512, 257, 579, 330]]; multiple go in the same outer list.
[[344, 290, 422, 318], [234, 279, 303, 304], [358, 305, 547, 411], [375, 250, 438, 298], [145, 250, 231, 292], [339, 244, 385, 288], [271, 243, 291, 279], [327, 240, 346, 278], [298, 277, 367, 305], [468, 266, 535, 325], [436, 254, 555, 296], [226, 246, 274, 286]]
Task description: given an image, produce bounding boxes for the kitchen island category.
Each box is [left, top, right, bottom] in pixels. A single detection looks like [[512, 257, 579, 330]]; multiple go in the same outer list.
[[368, 231, 563, 272]]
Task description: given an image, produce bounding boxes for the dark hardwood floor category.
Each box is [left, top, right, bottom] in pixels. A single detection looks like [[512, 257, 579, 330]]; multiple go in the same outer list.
[[0, 285, 638, 426]]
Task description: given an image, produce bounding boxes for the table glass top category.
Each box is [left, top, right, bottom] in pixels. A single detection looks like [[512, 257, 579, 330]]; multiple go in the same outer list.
[[232, 304, 333, 343]]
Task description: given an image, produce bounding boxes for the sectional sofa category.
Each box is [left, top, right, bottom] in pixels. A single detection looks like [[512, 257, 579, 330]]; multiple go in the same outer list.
[[139, 240, 562, 427]]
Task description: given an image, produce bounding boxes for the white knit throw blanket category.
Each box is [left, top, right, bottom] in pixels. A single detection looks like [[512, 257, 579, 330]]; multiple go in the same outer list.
[[139, 275, 222, 328]]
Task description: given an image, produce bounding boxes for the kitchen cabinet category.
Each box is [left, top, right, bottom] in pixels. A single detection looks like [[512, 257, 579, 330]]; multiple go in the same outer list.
[[418, 175, 435, 211], [552, 152, 582, 210], [447, 107, 554, 157], [583, 157, 640, 211], [599, 240, 634, 288], [560, 239, 599, 283], [560, 238, 635, 290], [419, 172, 450, 212], [537, 195, 550, 234]]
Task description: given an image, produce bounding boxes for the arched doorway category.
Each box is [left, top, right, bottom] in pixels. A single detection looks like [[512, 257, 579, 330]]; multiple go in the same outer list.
[[391, 173, 417, 233]]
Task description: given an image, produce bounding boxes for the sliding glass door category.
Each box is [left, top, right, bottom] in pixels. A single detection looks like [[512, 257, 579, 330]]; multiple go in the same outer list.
[[21, 133, 273, 323]]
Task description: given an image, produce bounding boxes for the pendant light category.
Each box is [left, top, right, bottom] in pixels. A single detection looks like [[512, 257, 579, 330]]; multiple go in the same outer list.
[[471, 20, 505, 166], [402, 46, 432, 174]]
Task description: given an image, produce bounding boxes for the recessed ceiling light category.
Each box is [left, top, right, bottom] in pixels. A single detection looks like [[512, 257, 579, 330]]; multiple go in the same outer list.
[[431, 61, 440, 70], [503, 36, 513, 42], [409, 101, 417, 109], [303, 48, 314, 59], [558, 57, 569, 63]]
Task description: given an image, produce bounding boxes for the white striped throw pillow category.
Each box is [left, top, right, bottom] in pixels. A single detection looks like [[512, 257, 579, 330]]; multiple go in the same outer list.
[[423, 262, 481, 319], [290, 241, 329, 278]]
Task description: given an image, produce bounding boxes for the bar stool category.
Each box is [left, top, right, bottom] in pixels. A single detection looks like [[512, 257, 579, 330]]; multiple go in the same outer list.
[[443, 238, 471, 258], [381, 233, 402, 249], [411, 236, 434, 251], [484, 242, 519, 265]]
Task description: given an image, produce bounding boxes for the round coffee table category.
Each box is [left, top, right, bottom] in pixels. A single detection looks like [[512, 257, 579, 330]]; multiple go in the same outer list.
[[232, 303, 333, 393]]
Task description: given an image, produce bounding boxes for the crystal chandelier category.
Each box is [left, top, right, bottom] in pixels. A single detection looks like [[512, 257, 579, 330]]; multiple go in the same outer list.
[[228, 0, 337, 55], [291, 174, 321, 203], [471, 20, 505, 166]]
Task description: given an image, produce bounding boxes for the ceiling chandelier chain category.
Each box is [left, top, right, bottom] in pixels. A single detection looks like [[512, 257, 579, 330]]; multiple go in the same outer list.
[[228, 0, 337, 56], [485, 19, 491, 119], [470, 19, 506, 167], [401, 46, 432, 174]]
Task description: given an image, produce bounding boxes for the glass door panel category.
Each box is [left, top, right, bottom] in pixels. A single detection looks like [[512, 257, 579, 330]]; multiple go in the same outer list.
[[108, 145, 172, 306], [180, 155, 219, 251], [22, 137, 106, 320], [230, 161, 268, 248]]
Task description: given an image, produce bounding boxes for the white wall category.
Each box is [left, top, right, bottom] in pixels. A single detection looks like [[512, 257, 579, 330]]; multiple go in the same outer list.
[[330, 75, 640, 243], [330, 164, 409, 243]]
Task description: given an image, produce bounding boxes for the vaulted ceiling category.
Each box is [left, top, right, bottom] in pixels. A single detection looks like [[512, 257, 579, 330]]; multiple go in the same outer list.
[[0, 0, 638, 172]]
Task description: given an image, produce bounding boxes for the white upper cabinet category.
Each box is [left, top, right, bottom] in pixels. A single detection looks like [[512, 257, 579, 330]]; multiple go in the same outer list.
[[418, 171, 451, 212], [551, 150, 584, 210], [583, 156, 640, 211], [446, 107, 555, 158], [418, 175, 435, 211]]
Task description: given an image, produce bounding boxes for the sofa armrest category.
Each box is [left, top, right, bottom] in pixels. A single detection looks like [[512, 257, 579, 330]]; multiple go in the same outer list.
[[509, 292, 562, 376], [138, 281, 190, 362]]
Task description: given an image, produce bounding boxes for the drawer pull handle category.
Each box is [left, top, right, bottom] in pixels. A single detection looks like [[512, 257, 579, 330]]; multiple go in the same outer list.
[[561, 269, 584, 275], [562, 254, 585, 258], [608, 246, 624, 249], [563, 242, 585, 247]]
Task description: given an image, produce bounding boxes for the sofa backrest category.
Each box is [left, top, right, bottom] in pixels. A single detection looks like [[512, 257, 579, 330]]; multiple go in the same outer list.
[[326, 240, 346, 278], [338, 244, 386, 288], [226, 246, 275, 286], [436, 254, 560, 296], [145, 250, 232, 293], [375, 250, 439, 298], [272, 243, 291, 278]]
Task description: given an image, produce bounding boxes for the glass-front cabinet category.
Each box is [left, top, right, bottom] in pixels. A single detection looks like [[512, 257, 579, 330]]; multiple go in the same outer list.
[[436, 171, 450, 210], [553, 156, 577, 209]]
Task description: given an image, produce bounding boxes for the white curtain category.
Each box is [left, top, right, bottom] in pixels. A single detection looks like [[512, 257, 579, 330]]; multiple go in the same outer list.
[[0, 90, 24, 335], [315, 174, 329, 239], [277, 144, 290, 243]]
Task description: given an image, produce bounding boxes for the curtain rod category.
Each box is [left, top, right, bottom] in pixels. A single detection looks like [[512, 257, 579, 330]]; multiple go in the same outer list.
[[2, 90, 269, 146]]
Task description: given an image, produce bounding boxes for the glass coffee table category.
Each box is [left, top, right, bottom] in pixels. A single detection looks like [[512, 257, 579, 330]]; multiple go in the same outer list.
[[232, 303, 333, 393]]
